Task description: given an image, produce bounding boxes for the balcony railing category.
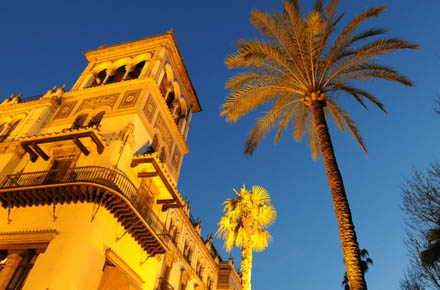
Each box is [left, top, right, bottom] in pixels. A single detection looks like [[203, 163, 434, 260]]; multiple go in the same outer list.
[[1, 166, 166, 243], [157, 278, 174, 290]]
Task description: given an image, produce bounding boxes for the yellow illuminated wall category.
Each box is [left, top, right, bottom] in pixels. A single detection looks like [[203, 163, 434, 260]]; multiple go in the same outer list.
[[0, 32, 241, 290]]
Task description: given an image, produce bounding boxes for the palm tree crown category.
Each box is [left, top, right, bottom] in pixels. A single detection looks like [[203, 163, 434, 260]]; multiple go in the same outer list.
[[217, 185, 276, 290], [221, 0, 418, 159], [217, 185, 276, 251], [221, 1, 418, 289]]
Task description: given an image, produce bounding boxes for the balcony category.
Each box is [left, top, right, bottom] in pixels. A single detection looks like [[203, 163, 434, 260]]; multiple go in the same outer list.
[[20, 128, 105, 162], [131, 154, 185, 211], [0, 166, 168, 256]]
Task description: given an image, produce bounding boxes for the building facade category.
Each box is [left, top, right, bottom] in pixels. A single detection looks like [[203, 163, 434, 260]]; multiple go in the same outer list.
[[0, 32, 241, 290]]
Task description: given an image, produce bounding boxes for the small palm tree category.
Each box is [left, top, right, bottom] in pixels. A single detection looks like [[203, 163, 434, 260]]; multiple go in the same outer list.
[[342, 249, 373, 289], [216, 185, 276, 290], [421, 217, 440, 268], [221, 1, 418, 288]]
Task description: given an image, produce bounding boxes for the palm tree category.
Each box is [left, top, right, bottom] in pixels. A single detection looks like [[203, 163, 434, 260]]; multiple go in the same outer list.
[[342, 249, 373, 289], [220, 1, 418, 289], [421, 217, 440, 268], [216, 185, 276, 290]]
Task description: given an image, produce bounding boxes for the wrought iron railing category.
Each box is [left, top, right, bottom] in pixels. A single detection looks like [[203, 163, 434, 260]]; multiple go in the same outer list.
[[157, 278, 174, 290], [0, 166, 167, 241]]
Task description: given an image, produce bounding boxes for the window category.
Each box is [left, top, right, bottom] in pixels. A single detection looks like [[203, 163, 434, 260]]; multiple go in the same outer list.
[[89, 69, 107, 88], [127, 61, 145, 80], [0, 231, 56, 289], [171, 227, 179, 244], [165, 92, 175, 109], [151, 135, 159, 153], [171, 100, 181, 124], [6, 249, 38, 290], [207, 277, 214, 290], [88, 111, 105, 128], [159, 147, 167, 163], [72, 114, 88, 129], [183, 241, 192, 264], [106, 66, 126, 84]]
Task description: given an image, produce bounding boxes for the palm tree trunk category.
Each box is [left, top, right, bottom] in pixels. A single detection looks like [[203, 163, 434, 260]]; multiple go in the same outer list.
[[241, 239, 253, 290], [311, 102, 367, 290]]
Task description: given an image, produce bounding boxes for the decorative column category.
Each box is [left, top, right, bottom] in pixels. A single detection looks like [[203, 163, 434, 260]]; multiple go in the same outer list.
[[103, 68, 115, 84], [122, 64, 134, 80]]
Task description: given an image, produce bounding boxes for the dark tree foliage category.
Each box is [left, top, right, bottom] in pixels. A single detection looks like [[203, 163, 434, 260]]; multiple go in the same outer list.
[[400, 269, 425, 290], [435, 96, 440, 115], [401, 163, 440, 289]]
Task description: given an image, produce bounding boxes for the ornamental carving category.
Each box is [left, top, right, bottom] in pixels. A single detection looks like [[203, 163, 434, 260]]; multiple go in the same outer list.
[[76, 93, 119, 113], [164, 251, 177, 267], [144, 95, 157, 123], [171, 146, 181, 169], [181, 269, 193, 284], [118, 89, 141, 109], [53, 101, 78, 119], [154, 114, 173, 150]]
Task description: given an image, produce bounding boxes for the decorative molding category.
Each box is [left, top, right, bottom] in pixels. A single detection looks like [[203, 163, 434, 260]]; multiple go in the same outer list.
[[53, 101, 78, 119], [119, 89, 141, 109], [171, 146, 181, 170], [0, 229, 58, 253], [75, 93, 119, 113], [143, 94, 156, 123], [164, 251, 177, 267], [154, 114, 173, 150]]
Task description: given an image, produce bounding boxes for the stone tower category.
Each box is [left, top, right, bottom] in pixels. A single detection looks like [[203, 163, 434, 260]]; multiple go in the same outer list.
[[0, 31, 241, 290]]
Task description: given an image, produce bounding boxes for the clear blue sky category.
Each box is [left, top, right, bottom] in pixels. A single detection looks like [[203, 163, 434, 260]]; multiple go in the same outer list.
[[1, 1, 439, 289]]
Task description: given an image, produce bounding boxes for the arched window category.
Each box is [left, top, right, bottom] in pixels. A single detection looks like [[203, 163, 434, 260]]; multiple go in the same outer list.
[[72, 114, 88, 129], [172, 226, 179, 244], [151, 135, 159, 153], [89, 69, 107, 88], [171, 100, 182, 124], [159, 147, 167, 163], [168, 219, 178, 244], [183, 240, 192, 264], [127, 61, 146, 80], [207, 277, 214, 290], [106, 66, 126, 84], [165, 92, 175, 109], [88, 111, 105, 127], [196, 259, 204, 277]]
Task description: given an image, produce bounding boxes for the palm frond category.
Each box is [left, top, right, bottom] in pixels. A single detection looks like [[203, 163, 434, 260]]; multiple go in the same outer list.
[[329, 82, 387, 112], [223, 1, 418, 157], [308, 117, 321, 160], [217, 186, 276, 253], [244, 95, 297, 155], [327, 100, 368, 155]]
